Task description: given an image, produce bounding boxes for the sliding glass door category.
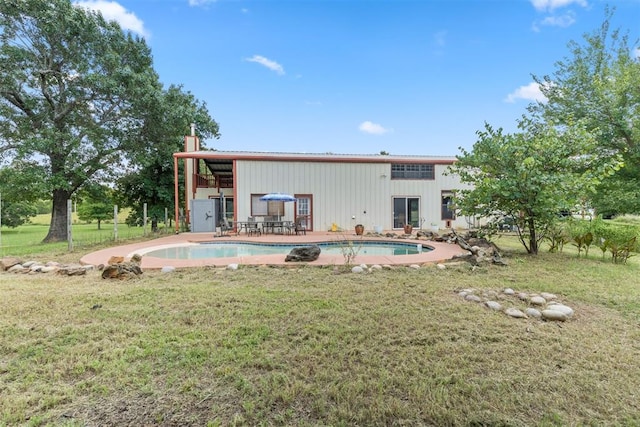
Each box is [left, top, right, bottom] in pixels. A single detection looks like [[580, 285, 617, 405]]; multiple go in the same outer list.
[[393, 197, 420, 229]]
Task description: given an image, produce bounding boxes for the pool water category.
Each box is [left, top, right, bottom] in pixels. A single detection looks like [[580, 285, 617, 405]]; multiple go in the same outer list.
[[145, 241, 432, 259]]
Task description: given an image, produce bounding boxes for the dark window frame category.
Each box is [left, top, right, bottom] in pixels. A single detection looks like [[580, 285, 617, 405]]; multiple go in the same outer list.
[[391, 163, 435, 180]]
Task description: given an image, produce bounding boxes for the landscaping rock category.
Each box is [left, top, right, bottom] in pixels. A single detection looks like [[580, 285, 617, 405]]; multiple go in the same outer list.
[[351, 266, 364, 273], [485, 301, 502, 311], [436, 263, 447, 270], [546, 303, 574, 318], [525, 308, 542, 318], [8, 264, 27, 273], [1, 257, 22, 271], [285, 245, 321, 262], [226, 264, 239, 271], [409, 264, 421, 269], [541, 292, 558, 300], [542, 309, 568, 322], [465, 294, 482, 303], [504, 308, 527, 318], [530, 296, 546, 306], [161, 266, 176, 273], [503, 288, 515, 295]]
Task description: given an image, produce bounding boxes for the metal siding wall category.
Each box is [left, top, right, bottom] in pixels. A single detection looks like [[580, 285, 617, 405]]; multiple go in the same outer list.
[[234, 160, 467, 231]]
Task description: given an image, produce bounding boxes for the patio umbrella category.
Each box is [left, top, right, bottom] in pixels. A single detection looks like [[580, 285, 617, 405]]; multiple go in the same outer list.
[[260, 193, 296, 220]]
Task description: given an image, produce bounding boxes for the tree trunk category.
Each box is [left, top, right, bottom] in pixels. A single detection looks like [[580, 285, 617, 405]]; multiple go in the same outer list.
[[43, 189, 71, 243], [97, 219, 102, 230], [528, 217, 538, 254]]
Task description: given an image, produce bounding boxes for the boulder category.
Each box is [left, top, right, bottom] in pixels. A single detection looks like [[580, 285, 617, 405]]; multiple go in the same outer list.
[[1, 257, 22, 271], [107, 256, 125, 265], [285, 245, 321, 262]]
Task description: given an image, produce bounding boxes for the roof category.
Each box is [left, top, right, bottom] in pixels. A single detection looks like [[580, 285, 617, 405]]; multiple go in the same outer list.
[[173, 150, 458, 164]]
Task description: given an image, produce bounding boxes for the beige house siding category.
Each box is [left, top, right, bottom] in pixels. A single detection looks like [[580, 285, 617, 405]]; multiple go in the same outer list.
[[234, 160, 467, 231]]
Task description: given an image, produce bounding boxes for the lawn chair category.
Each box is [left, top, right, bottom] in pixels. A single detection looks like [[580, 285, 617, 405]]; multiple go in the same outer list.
[[247, 217, 261, 236], [294, 216, 307, 235]]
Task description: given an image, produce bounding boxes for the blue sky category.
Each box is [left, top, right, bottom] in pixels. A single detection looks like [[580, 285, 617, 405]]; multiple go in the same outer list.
[[74, 0, 640, 156]]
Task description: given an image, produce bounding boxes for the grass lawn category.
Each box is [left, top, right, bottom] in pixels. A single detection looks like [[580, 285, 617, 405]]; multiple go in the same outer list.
[[1, 237, 639, 425], [0, 211, 171, 258]]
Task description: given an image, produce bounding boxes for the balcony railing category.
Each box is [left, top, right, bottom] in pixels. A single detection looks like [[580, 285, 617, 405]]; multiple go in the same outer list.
[[194, 173, 233, 188]]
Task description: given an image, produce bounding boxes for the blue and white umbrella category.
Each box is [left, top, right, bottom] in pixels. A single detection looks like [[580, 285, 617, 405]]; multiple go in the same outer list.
[[260, 193, 297, 220]]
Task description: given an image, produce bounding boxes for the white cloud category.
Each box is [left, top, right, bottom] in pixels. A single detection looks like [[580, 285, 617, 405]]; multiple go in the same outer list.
[[188, 0, 216, 6], [245, 55, 285, 75], [539, 11, 576, 28], [634, 47, 640, 59], [358, 121, 391, 135], [504, 82, 548, 103], [74, 1, 149, 38], [530, 0, 587, 12]]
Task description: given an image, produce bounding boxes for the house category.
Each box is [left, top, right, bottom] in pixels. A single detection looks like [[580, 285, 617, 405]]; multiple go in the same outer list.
[[173, 134, 469, 233]]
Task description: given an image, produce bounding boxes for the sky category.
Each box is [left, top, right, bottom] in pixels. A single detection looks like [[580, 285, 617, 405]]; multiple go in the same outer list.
[[73, 0, 640, 156]]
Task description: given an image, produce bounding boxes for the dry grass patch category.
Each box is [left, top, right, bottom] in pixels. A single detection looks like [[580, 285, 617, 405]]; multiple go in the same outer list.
[[1, 252, 640, 426]]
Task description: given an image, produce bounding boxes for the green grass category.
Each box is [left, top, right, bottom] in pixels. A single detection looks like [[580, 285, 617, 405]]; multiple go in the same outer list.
[[0, 211, 171, 258], [1, 238, 640, 425]]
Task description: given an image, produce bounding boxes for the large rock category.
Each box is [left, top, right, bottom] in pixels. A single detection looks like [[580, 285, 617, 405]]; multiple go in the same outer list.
[[1, 257, 22, 271], [101, 259, 143, 279], [285, 245, 321, 262]]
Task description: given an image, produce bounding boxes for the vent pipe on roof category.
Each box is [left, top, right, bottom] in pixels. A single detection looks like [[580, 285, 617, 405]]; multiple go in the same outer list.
[[190, 123, 196, 136]]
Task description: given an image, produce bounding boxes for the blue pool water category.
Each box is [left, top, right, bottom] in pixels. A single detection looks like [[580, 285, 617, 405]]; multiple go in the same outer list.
[[145, 241, 432, 259]]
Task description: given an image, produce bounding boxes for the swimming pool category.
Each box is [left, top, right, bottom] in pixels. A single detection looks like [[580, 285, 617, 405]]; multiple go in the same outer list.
[[143, 241, 433, 260]]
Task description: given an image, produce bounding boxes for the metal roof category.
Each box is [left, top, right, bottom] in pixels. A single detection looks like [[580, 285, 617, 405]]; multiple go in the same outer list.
[[174, 150, 458, 163]]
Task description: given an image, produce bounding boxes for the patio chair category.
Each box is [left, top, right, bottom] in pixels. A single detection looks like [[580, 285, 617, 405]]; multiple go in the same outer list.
[[293, 216, 307, 235], [247, 221, 261, 236]]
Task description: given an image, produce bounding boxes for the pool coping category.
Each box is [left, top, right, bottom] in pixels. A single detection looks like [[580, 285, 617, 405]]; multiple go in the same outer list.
[[80, 231, 468, 269]]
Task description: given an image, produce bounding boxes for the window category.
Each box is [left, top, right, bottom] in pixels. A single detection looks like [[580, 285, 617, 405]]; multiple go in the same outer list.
[[251, 194, 284, 217], [441, 191, 456, 220], [391, 163, 434, 179]]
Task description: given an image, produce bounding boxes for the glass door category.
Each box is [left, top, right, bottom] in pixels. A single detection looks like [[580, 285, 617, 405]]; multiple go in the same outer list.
[[295, 194, 312, 230], [393, 197, 420, 229]]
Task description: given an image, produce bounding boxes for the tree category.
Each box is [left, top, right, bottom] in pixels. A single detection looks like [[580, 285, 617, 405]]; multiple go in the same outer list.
[[448, 119, 622, 254], [0, 161, 47, 227], [116, 84, 220, 226], [0, 0, 163, 242], [529, 9, 640, 216], [76, 184, 113, 230]]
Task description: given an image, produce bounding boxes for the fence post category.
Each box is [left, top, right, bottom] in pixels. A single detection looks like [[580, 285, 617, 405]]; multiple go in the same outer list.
[[113, 205, 118, 241], [143, 203, 148, 236], [67, 199, 73, 251]]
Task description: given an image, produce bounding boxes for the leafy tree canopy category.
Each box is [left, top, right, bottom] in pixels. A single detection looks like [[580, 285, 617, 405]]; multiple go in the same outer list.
[[0, 161, 47, 227], [448, 119, 623, 254], [116, 84, 220, 226], [0, 0, 210, 242], [529, 8, 640, 216], [76, 184, 114, 230]]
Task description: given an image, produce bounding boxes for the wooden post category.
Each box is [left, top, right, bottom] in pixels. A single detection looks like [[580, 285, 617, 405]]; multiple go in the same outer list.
[[67, 199, 73, 251], [113, 205, 118, 241], [143, 203, 148, 236]]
